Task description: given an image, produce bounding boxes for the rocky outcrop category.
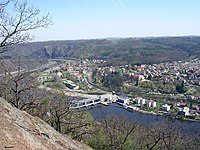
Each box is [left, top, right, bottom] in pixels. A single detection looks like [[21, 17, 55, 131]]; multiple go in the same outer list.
[[0, 98, 92, 150]]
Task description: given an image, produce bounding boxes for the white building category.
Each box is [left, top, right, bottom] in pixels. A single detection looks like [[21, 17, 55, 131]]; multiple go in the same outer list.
[[183, 107, 190, 116], [162, 104, 171, 111], [177, 107, 190, 117], [147, 100, 157, 108], [117, 96, 130, 105], [135, 98, 141, 104], [56, 71, 63, 78], [141, 99, 146, 105], [135, 97, 145, 105]]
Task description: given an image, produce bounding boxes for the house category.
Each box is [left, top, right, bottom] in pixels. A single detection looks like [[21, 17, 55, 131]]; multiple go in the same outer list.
[[135, 98, 141, 104], [152, 101, 157, 107], [176, 102, 187, 107], [141, 99, 146, 105], [177, 107, 190, 117], [116, 96, 130, 105], [66, 66, 75, 71], [147, 100, 157, 108], [76, 73, 82, 80], [133, 74, 145, 81], [126, 72, 135, 77], [183, 107, 190, 116], [56, 71, 63, 78], [135, 97, 145, 105], [63, 79, 79, 90], [162, 104, 171, 111]]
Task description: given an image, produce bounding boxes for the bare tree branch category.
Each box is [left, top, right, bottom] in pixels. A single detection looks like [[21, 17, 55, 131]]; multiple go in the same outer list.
[[0, 0, 53, 53]]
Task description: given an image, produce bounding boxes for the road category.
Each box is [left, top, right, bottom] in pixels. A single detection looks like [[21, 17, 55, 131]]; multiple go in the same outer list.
[[0, 69, 25, 78], [0, 60, 57, 78]]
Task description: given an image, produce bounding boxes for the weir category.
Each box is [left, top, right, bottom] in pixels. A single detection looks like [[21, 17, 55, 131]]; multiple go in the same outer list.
[[70, 94, 117, 109]]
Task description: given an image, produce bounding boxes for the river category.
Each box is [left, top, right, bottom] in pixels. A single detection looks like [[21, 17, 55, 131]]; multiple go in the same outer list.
[[87, 103, 200, 132]]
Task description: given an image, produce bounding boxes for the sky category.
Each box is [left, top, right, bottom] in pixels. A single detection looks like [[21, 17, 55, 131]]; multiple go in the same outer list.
[[27, 0, 200, 41]]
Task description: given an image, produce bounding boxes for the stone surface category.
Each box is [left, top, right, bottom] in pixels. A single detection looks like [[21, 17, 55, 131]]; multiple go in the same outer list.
[[0, 98, 92, 150]]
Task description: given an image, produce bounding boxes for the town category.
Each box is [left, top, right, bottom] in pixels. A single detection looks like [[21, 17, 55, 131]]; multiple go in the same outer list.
[[1, 0, 200, 149], [37, 58, 200, 122]]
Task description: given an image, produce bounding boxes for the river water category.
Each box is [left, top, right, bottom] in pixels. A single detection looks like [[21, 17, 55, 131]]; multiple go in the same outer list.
[[87, 103, 200, 132]]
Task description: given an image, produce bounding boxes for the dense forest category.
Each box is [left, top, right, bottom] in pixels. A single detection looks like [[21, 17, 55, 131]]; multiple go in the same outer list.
[[2, 36, 200, 66]]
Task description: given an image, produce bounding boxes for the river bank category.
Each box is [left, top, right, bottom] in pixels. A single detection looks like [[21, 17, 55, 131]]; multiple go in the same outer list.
[[117, 102, 200, 123], [87, 103, 200, 132]]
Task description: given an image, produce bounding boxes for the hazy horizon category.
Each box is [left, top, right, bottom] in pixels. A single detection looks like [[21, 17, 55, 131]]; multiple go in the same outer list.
[[31, 35, 199, 42]]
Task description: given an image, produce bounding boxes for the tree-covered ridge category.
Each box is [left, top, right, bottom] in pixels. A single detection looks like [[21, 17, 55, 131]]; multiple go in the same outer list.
[[3, 36, 200, 65]]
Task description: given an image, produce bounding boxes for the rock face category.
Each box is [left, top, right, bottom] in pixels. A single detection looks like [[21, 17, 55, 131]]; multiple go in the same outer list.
[[0, 98, 92, 150]]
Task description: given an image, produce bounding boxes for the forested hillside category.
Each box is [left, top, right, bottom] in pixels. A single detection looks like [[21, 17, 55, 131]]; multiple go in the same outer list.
[[3, 36, 200, 65]]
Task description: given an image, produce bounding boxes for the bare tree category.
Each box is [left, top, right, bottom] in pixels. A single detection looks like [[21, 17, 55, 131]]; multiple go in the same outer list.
[[44, 93, 72, 133], [0, 58, 40, 109], [0, 0, 52, 53], [89, 113, 139, 150], [47, 94, 93, 137], [0, 0, 52, 108], [64, 111, 94, 141], [133, 122, 199, 150]]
